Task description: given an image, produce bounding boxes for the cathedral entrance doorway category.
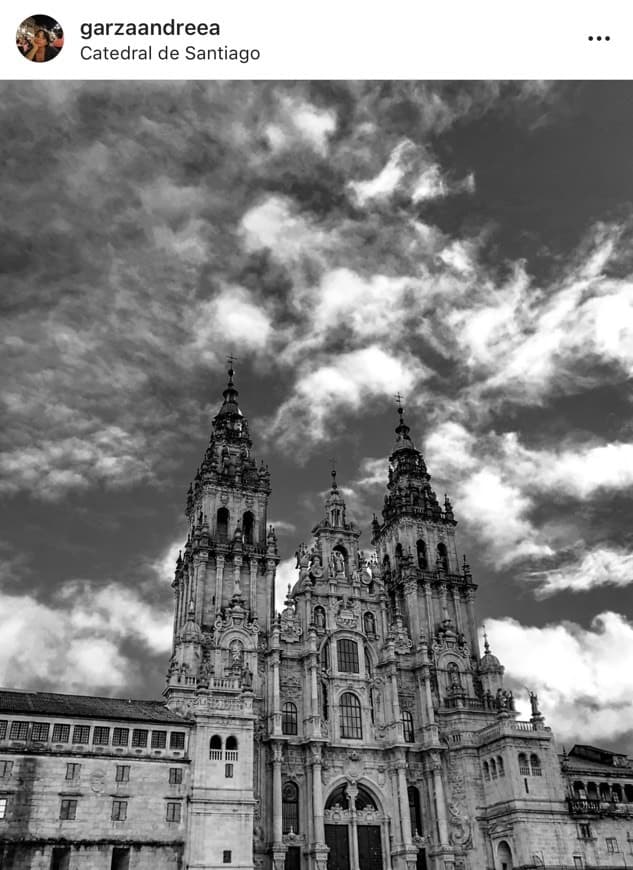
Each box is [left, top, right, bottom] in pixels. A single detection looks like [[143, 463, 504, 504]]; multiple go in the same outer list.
[[324, 784, 386, 870]]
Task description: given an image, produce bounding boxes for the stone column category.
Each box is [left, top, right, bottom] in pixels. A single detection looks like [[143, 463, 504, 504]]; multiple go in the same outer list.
[[347, 782, 360, 870], [215, 555, 225, 616], [404, 581, 421, 647], [423, 585, 434, 640], [308, 628, 321, 738], [270, 622, 282, 736], [396, 759, 413, 844], [271, 742, 287, 870], [250, 559, 257, 617], [465, 588, 479, 657], [311, 745, 325, 844], [430, 754, 449, 846], [451, 587, 463, 633]]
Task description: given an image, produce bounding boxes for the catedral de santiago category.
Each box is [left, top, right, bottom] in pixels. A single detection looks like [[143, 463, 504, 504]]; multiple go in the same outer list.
[[0, 366, 632, 870]]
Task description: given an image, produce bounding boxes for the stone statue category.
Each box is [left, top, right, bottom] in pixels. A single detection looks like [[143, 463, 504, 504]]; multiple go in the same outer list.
[[333, 550, 345, 575], [529, 690, 540, 717]]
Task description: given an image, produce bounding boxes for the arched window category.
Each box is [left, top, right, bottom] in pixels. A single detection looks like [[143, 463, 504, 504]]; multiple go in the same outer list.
[[497, 756, 505, 777], [491, 758, 498, 779], [408, 786, 422, 836], [282, 782, 299, 834], [395, 543, 403, 572], [355, 786, 377, 811], [624, 784, 633, 803], [402, 710, 414, 743], [437, 542, 449, 572], [242, 511, 255, 545], [497, 840, 513, 870], [282, 702, 298, 736], [225, 735, 238, 761], [530, 753, 541, 776], [321, 682, 329, 721], [483, 761, 490, 781], [339, 692, 362, 739], [325, 785, 349, 810], [364, 612, 376, 636], [209, 734, 222, 760], [337, 639, 359, 673], [417, 539, 428, 570], [599, 782, 610, 801], [217, 507, 229, 541], [612, 784, 622, 802], [587, 782, 598, 800], [320, 640, 330, 671], [518, 753, 530, 775]]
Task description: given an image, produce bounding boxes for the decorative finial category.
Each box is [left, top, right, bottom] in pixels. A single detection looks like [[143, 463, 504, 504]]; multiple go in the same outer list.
[[483, 626, 490, 655], [226, 353, 238, 385], [394, 392, 405, 418], [330, 458, 337, 490]]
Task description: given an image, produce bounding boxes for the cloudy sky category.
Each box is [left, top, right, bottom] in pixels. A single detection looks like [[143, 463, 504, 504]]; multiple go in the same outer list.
[[1, 81, 633, 754]]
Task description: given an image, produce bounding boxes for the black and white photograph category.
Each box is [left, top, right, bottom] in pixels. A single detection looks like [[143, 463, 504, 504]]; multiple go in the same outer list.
[[1, 81, 633, 870]]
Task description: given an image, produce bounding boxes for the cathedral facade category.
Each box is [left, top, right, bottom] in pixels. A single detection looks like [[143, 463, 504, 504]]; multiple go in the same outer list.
[[1, 368, 632, 870]]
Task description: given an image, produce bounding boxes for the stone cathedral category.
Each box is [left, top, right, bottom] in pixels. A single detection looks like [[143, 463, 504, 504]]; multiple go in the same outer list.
[[0, 367, 632, 870]]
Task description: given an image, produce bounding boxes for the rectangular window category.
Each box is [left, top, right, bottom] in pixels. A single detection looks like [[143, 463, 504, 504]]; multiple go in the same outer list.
[[112, 727, 129, 747], [73, 724, 90, 744], [578, 823, 592, 839], [170, 731, 185, 749], [606, 838, 619, 853], [132, 728, 148, 747], [573, 858, 584, 869], [115, 765, 130, 783], [0, 761, 13, 777], [166, 801, 181, 822], [93, 726, 110, 745], [0, 721, 7, 740], [31, 722, 50, 741], [111, 800, 127, 821], [225, 763, 234, 778], [0, 798, 7, 819], [169, 768, 183, 785], [59, 798, 77, 820], [337, 639, 360, 673], [151, 730, 167, 749], [223, 851, 232, 864], [52, 723, 71, 743], [66, 762, 81, 780], [9, 721, 29, 741], [111, 846, 130, 870]]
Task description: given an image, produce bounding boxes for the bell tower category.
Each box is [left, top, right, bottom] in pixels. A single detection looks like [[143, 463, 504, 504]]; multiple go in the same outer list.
[[165, 363, 278, 870], [371, 400, 479, 661]]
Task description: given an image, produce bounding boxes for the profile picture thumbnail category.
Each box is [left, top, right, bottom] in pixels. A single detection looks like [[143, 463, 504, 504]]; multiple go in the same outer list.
[[16, 14, 63, 62]]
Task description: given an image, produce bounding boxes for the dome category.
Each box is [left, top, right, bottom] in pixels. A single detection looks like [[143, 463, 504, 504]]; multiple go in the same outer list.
[[479, 651, 502, 673]]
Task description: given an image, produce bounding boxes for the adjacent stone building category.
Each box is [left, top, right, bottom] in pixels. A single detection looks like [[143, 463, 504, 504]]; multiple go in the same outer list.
[[1, 366, 632, 870]]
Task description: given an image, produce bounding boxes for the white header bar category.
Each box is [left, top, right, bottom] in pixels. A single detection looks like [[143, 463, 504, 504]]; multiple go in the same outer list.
[[1, 0, 631, 80]]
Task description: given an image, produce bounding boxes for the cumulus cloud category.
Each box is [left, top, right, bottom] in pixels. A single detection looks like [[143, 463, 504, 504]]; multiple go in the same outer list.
[[0, 580, 172, 694], [425, 422, 633, 568], [526, 547, 633, 597], [266, 346, 426, 450], [487, 612, 633, 746]]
